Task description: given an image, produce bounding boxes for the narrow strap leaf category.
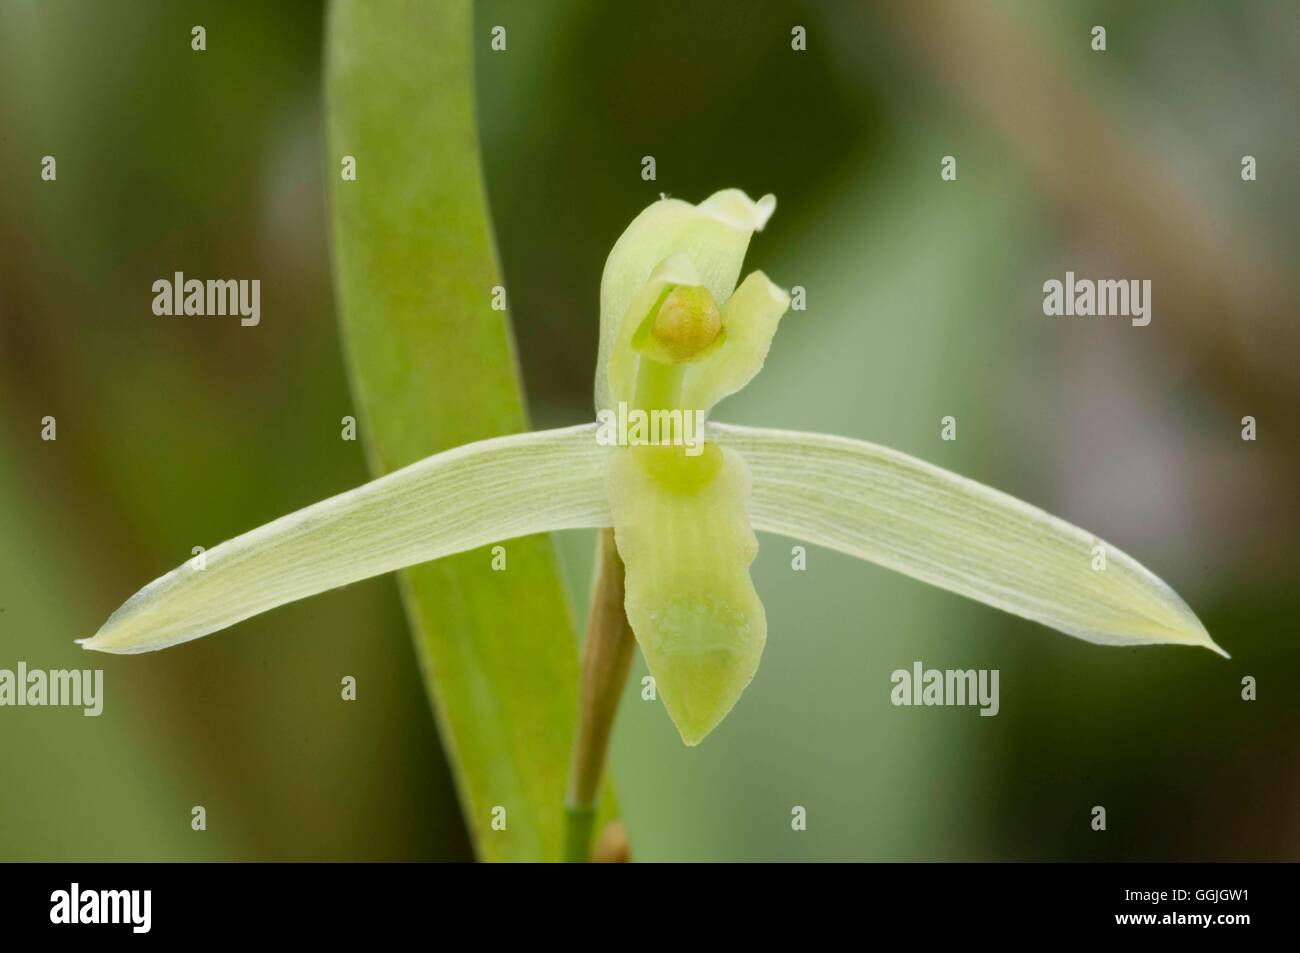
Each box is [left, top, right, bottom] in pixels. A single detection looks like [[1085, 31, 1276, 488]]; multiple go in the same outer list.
[[710, 423, 1225, 656], [82, 425, 609, 655], [328, 0, 624, 862]]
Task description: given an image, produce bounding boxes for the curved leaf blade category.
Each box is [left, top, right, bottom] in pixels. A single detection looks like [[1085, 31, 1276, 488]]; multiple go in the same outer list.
[[324, 0, 613, 860]]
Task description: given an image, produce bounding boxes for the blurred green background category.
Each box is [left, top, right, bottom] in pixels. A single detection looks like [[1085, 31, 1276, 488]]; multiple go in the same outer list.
[[1, 0, 1296, 861]]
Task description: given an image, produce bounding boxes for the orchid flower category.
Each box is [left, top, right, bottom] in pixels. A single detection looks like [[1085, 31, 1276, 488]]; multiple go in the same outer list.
[[82, 189, 1225, 746]]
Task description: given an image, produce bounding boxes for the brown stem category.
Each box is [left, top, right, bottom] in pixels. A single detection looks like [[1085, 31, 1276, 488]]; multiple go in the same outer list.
[[563, 527, 636, 862]]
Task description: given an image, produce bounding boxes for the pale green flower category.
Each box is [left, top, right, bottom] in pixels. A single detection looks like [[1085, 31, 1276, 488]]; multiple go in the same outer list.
[[83, 188, 1225, 746]]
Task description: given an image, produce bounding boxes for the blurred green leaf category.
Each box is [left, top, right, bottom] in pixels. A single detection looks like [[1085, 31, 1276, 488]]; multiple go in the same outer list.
[[324, 0, 602, 861]]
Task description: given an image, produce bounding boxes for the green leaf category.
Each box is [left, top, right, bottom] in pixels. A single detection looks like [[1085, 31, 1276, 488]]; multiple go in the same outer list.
[[322, 0, 609, 861], [711, 423, 1225, 656]]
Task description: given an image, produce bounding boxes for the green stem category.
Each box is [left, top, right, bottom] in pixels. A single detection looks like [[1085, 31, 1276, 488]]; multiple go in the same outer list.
[[564, 528, 636, 862], [563, 805, 597, 864]]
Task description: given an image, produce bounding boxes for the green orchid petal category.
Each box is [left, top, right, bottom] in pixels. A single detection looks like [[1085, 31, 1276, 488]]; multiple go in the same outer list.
[[710, 423, 1225, 656], [81, 425, 609, 654], [596, 189, 776, 411], [605, 443, 765, 746], [680, 270, 790, 414], [83, 419, 1221, 715]]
